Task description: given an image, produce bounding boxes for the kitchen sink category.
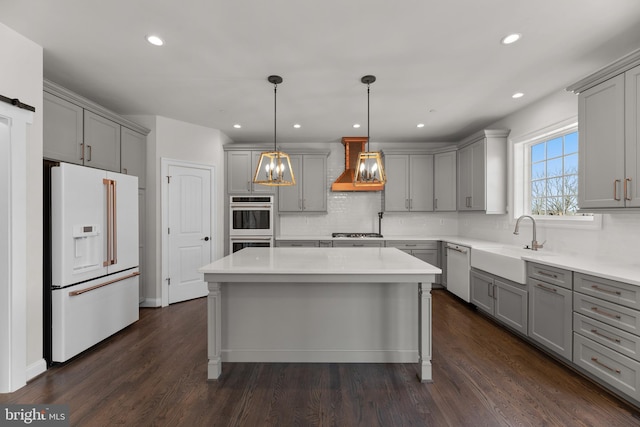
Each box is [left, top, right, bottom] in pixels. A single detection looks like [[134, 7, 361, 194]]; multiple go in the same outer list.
[[471, 246, 536, 284]]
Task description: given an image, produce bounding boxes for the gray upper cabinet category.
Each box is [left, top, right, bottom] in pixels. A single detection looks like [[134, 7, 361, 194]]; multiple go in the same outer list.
[[457, 129, 509, 214], [121, 127, 147, 188], [83, 110, 121, 172], [434, 150, 457, 211], [570, 56, 640, 210], [278, 153, 328, 213], [226, 150, 274, 194], [43, 80, 149, 174], [43, 91, 84, 165], [383, 153, 433, 212]]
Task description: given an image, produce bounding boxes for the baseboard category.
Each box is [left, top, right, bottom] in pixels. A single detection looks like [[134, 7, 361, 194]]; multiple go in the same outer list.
[[26, 358, 47, 382], [139, 298, 161, 308], [222, 349, 419, 363]]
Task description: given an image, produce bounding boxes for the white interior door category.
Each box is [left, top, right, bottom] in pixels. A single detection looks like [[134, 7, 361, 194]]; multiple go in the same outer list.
[[167, 163, 212, 304]]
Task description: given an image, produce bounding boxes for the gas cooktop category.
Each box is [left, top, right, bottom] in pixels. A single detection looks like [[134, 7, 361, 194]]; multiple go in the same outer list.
[[332, 232, 383, 238]]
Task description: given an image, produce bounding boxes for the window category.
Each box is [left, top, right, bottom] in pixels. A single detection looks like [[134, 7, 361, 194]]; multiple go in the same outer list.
[[529, 131, 578, 215]]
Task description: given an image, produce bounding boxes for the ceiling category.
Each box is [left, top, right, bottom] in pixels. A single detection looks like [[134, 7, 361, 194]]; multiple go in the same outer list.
[[3, 0, 640, 144]]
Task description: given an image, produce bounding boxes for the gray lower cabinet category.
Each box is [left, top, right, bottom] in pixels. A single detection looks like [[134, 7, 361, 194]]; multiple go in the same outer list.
[[573, 272, 640, 403], [275, 240, 320, 247], [386, 240, 440, 285], [470, 269, 527, 335], [527, 262, 573, 360]]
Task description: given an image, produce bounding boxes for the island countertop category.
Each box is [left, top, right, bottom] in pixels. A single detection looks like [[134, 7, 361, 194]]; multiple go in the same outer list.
[[199, 247, 438, 383], [199, 247, 442, 279]]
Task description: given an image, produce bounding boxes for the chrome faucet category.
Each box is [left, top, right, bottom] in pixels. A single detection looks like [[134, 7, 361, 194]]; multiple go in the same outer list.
[[513, 215, 544, 251]]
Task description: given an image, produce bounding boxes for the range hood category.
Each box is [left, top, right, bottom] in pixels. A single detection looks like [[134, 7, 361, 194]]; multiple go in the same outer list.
[[331, 137, 384, 192]]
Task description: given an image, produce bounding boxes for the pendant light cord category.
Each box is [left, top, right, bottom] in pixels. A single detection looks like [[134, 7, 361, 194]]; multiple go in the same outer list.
[[366, 83, 370, 151], [273, 83, 278, 151]]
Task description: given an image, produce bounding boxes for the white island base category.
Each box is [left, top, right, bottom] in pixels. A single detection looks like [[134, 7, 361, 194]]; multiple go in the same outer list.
[[199, 247, 439, 382]]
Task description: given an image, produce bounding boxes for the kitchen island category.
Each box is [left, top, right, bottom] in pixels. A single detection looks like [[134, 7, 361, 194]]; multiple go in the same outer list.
[[199, 247, 440, 382]]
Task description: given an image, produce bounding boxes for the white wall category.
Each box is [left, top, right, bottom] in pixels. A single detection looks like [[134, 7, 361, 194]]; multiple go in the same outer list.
[[278, 141, 459, 237], [0, 23, 43, 370], [127, 115, 227, 305], [458, 89, 640, 265]]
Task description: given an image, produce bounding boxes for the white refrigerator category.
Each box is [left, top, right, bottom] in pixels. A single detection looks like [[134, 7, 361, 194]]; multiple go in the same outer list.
[[50, 162, 139, 362]]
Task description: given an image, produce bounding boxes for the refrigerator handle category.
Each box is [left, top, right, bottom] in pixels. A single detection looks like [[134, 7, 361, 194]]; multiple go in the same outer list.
[[103, 178, 116, 266], [112, 180, 117, 264]]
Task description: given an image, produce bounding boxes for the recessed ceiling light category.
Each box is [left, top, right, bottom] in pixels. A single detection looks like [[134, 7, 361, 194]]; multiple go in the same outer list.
[[417, 123, 425, 128], [501, 33, 521, 45], [353, 124, 361, 128], [293, 124, 301, 129], [233, 124, 242, 129], [512, 92, 524, 99], [146, 35, 164, 46]]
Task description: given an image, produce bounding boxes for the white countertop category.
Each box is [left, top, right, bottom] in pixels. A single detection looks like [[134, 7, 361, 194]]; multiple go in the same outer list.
[[276, 234, 640, 286], [200, 247, 441, 278]]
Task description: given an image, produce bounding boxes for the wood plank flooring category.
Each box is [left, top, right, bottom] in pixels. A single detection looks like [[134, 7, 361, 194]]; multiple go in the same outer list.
[[3, 289, 640, 426]]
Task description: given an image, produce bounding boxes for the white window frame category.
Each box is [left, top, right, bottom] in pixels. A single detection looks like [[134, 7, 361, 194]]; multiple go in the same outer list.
[[512, 117, 601, 230]]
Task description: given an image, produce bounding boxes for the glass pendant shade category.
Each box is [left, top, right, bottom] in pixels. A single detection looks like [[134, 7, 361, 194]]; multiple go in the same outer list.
[[253, 151, 296, 186], [354, 151, 386, 186]]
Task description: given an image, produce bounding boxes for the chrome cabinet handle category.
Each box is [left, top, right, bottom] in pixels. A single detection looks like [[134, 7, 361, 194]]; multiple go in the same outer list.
[[80, 143, 85, 160], [87, 145, 92, 161], [591, 357, 621, 374], [614, 179, 621, 201]]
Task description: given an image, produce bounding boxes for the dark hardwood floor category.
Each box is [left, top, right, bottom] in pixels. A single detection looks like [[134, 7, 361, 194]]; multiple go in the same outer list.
[[3, 289, 640, 426]]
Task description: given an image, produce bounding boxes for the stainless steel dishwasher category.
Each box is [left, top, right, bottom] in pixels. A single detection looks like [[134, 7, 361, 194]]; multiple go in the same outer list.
[[446, 243, 471, 302]]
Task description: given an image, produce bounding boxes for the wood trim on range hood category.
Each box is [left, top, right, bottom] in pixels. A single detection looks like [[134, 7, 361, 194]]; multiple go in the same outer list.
[[331, 137, 384, 192]]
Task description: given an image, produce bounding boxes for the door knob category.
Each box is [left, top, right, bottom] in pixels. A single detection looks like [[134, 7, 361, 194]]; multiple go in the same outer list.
[[202, 236, 210, 241]]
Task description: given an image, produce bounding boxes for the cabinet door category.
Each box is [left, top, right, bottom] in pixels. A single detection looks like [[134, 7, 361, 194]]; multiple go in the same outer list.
[[528, 279, 572, 360], [434, 151, 457, 211], [469, 140, 486, 210], [121, 127, 146, 188], [409, 154, 434, 211], [383, 155, 410, 211], [470, 270, 494, 314], [626, 64, 640, 207], [457, 144, 473, 210], [302, 154, 327, 212], [227, 151, 252, 193], [494, 279, 527, 335], [43, 92, 84, 165], [412, 249, 438, 266], [251, 151, 275, 194], [578, 74, 626, 209], [83, 110, 121, 172], [278, 155, 302, 212]]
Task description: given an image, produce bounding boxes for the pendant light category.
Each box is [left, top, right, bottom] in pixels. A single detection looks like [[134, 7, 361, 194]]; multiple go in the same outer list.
[[354, 75, 386, 187], [253, 75, 296, 186]]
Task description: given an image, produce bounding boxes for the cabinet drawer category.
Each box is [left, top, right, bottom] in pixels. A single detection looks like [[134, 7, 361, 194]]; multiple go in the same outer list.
[[573, 333, 640, 400], [332, 241, 383, 248], [527, 262, 572, 289], [574, 313, 640, 363], [574, 293, 640, 336], [575, 273, 640, 310], [386, 240, 438, 250], [275, 240, 319, 247]]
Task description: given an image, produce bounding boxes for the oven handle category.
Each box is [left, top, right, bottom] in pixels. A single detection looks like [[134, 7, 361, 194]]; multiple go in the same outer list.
[[229, 236, 273, 241], [230, 204, 273, 209]]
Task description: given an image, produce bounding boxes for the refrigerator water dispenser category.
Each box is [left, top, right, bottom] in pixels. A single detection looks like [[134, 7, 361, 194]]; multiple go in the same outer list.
[[72, 224, 101, 272]]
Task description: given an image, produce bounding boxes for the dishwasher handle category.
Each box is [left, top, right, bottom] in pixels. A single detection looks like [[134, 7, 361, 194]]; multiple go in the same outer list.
[[446, 244, 468, 254]]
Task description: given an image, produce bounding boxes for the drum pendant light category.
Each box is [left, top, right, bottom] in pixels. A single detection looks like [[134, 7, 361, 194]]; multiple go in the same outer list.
[[354, 75, 386, 187], [253, 75, 296, 186]]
